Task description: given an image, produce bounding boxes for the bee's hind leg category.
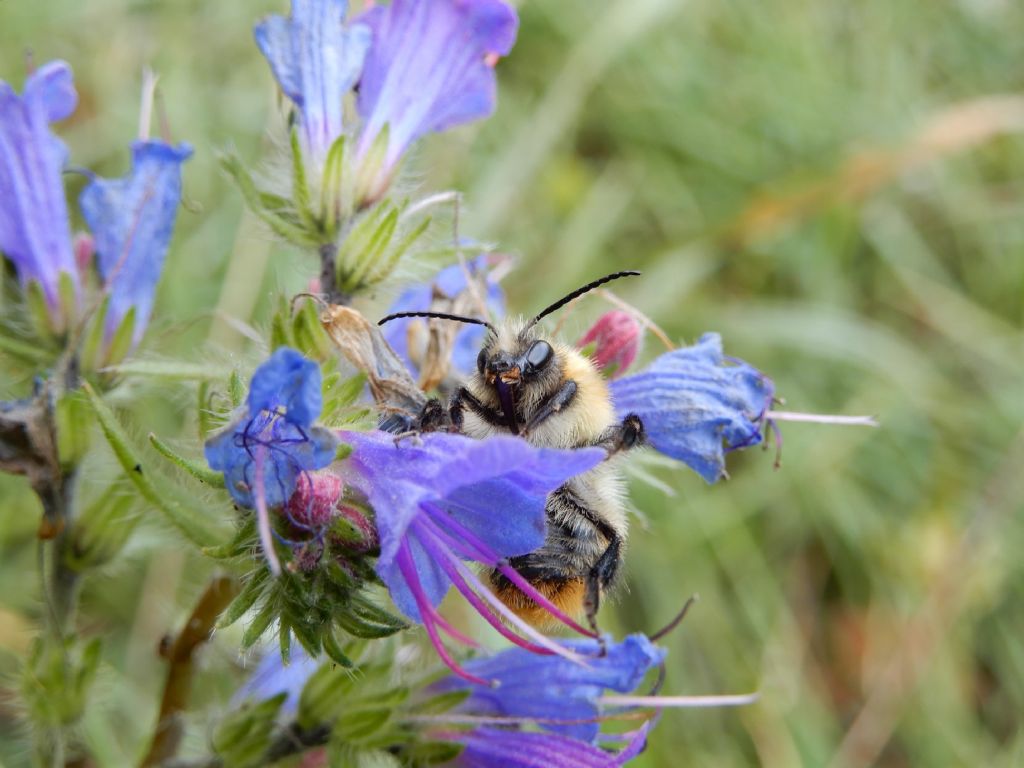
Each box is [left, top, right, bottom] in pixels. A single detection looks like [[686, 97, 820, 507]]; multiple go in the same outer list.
[[583, 533, 622, 654]]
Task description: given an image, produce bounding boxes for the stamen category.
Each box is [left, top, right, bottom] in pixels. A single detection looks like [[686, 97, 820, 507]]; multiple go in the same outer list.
[[415, 518, 574, 657], [766, 410, 879, 427], [253, 446, 282, 576], [430, 510, 597, 638], [600, 692, 760, 708], [395, 544, 492, 687]]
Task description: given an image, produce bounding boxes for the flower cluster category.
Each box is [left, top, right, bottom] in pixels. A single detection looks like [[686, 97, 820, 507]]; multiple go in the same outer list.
[[0, 62, 190, 356]]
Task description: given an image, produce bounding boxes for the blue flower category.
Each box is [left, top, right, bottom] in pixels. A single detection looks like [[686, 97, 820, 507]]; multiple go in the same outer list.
[[339, 429, 603, 681], [435, 634, 665, 743], [79, 140, 192, 348], [355, 0, 518, 178], [447, 722, 652, 768], [0, 61, 80, 326], [233, 644, 320, 716], [205, 348, 338, 510], [610, 333, 774, 483], [381, 254, 504, 379], [255, 0, 371, 165]]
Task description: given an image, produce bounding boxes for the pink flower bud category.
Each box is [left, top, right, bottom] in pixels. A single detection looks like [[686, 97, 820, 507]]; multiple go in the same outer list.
[[285, 471, 343, 528], [577, 310, 642, 378], [73, 232, 95, 273]]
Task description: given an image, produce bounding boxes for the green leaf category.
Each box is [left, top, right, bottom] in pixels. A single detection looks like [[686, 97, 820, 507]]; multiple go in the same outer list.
[[241, 596, 278, 649], [56, 390, 92, 468], [335, 596, 408, 639], [57, 271, 78, 331], [344, 206, 399, 292], [298, 663, 352, 729], [212, 694, 286, 768], [218, 569, 269, 630], [228, 369, 246, 409], [80, 295, 110, 371], [103, 307, 136, 367], [104, 359, 232, 382], [67, 478, 138, 569], [0, 328, 52, 365], [83, 383, 227, 548], [353, 124, 390, 209], [321, 630, 354, 668], [414, 689, 472, 716], [367, 213, 431, 287], [290, 125, 318, 233], [220, 152, 319, 247], [320, 134, 348, 238], [149, 432, 225, 487]]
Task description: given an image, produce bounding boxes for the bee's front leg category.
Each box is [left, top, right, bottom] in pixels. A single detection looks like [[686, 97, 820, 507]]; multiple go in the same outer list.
[[380, 397, 450, 443], [449, 386, 507, 431], [519, 380, 578, 438]]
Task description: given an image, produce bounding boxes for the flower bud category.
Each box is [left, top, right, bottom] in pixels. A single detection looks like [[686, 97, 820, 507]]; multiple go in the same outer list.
[[577, 310, 642, 379], [73, 232, 94, 274], [285, 471, 343, 528]]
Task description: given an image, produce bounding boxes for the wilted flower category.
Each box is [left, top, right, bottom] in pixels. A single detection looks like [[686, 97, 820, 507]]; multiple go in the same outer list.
[[435, 634, 665, 743], [355, 0, 518, 197], [382, 254, 505, 380], [610, 333, 774, 483], [444, 722, 652, 768], [338, 429, 603, 681], [79, 140, 192, 350], [255, 0, 370, 166], [205, 348, 338, 510], [0, 61, 80, 328], [578, 310, 643, 379]]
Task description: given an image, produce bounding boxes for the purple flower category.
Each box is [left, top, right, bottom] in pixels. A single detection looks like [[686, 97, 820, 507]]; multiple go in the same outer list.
[[355, 0, 518, 181], [382, 254, 504, 379], [435, 634, 664, 743], [79, 140, 192, 348], [255, 0, 371, 165], [610, 333, 774, 483], [338, 429, 603, 681], [234, 644, 320, 716], [205, 348, 338, 510], [446, 722, 652, 768], [0, 61, 80, 326]]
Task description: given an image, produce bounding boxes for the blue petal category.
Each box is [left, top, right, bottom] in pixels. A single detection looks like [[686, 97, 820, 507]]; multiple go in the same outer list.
[[233, 644, 320, 716], [340, 430, 602, 568], [376, 533, 451, 622], [356, 0, 519, 168], [254, 0, 370, 163], [610, 333, 774, 483], [454, 723, 652, 767], [381, 253, 505, 377], [441, 634, 665, 743], [247, 347, 323, 427], [0, 61, 80, 315], [205, 414, 337, 509], [79, 140, 192, 346]]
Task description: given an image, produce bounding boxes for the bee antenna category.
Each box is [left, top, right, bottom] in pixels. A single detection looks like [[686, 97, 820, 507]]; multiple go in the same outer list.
[[528, 271, 641, 327], [649, 594, 698, 642], [377, 311, 495, 333]]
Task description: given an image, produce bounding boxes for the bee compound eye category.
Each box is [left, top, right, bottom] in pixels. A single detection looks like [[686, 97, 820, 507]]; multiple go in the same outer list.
[[477, 348, 487, 374], [526, 340, 554, 372]]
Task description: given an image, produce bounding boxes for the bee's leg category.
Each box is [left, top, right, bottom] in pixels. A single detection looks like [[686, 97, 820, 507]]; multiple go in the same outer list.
[[596, 413, 645, 456], [449, 387, 506, 430], [583, 532, 622, 654], [383, 398, 449, 444], [520, 380, 578, 437]]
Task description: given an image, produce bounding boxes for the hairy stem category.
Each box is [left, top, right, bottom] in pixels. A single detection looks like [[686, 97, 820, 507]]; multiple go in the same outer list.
[[318, 242, 351, 306], [141, 576, 241, 767]]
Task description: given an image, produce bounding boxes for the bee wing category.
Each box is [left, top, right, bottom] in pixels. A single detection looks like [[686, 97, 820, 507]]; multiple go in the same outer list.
[[320, 305, 427, 424]]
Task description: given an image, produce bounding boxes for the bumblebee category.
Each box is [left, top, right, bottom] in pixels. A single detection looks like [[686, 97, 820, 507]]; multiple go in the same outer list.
[[379, 271, 644, 633]]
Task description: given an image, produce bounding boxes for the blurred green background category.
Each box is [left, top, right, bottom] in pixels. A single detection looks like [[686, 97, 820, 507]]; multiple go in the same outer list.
[[3, 0, 1024, 765]]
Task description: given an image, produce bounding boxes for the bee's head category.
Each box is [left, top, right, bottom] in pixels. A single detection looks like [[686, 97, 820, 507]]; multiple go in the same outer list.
[[476, 322, 556, 391]]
